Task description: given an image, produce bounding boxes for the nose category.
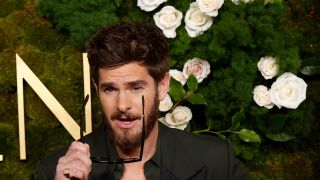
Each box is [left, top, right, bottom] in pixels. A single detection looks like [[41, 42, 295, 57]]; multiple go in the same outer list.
[[116, 91, 132, 112]]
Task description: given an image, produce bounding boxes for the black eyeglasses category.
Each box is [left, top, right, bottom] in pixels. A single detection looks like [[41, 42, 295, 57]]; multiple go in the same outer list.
[[79, 94, 145, 164]]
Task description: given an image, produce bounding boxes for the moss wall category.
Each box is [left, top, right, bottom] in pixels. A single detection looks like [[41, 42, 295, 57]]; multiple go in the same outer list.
[[0, 0, 319, 179]]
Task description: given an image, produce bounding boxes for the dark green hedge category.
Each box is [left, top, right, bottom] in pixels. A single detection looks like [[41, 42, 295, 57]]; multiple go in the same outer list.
[[0, 0, 319, 179]]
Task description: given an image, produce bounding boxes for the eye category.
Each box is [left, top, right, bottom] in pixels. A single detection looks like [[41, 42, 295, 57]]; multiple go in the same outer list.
[[132, 86, 143, 92], [103, 87, 117, 93]]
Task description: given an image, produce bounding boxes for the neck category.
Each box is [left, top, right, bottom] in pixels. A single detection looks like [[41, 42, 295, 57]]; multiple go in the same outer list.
[[115, 122, 159, 163]]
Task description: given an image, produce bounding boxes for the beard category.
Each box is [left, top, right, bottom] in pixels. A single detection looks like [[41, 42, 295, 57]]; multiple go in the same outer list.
[[104, 93, 159, 154]]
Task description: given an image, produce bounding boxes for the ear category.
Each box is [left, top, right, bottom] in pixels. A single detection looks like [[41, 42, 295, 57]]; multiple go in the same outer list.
[[158, 72, 170, 101]]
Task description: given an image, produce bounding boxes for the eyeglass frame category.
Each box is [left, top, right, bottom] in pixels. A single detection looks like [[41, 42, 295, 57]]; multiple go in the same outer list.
[[79, 94, 145, 164]]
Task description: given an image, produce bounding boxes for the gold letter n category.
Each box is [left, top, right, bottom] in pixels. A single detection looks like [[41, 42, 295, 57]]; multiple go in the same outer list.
[[16, 53, 92, 160]]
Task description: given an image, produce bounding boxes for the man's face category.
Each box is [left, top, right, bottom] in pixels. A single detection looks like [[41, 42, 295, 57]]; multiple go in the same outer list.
[[96, 62, 168, 152]]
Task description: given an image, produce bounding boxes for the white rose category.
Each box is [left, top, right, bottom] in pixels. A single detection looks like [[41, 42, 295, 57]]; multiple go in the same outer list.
[[184, 2, 213, 38], [183, 57, 211, 83], [158, 116, 168, 126], [196, 0, 224, 17], [159, 115, 189, 130], [270, 72, 307, 109], [159, 106, 192, 130], [159, 94, 173, 112], [153, 6, 183, 38], [169, 69, 187, 85], [231, 0, 253, 5], [137, 0, 167, 12], [257, 56, 279, 79], [253, 85, 274, 109]]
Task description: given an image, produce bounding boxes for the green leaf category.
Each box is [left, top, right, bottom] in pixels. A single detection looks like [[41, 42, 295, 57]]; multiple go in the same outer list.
[[265, 132, 296, 142], [187, 74, 198, 91], [207, 119, 215, 129], [169, 78, 185, 101], [239, 144, 259, 161], [232, 143, 242, 156], [186, 93, 207, 105], [238, 129, 261, 143], [114, 0, 123, 7], [230, 109, 244, 130], [217, 133, 226, 139], [240, 148, 255, 160]]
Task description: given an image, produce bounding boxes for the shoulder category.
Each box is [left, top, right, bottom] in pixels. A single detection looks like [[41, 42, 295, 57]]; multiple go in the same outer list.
[[162, 123, 230, 152], [160, 122, 232, 163], [176, 129, 233, 169], [160, 123, 253, 179], [175, 128, 227, 148]]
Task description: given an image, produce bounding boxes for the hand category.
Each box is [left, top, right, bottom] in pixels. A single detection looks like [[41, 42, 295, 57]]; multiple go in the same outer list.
[[54, 141, 92, 180]]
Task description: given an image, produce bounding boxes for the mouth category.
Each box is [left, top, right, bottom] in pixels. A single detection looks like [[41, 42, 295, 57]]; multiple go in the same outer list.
[[114, 118, 138, 129]]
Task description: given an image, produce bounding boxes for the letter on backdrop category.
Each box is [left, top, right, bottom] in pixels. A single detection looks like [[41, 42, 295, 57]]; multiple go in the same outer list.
[[16, 53, 92, 160]]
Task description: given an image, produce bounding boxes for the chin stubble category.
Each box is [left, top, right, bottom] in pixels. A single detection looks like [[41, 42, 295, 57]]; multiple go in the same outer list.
[[105, 93, 159, 153]]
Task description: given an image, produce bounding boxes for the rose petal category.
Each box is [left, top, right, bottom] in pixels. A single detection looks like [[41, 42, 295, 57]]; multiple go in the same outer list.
[[270, 72, 307, 109], [138, 0, 167, 12], [184, 2, 213, 38], [196, 0, 224, 17], [153, 6, 183, 38]]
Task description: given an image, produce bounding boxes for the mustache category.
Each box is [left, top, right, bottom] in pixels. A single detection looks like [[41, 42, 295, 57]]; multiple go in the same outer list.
[[111, 111, 141, 120]]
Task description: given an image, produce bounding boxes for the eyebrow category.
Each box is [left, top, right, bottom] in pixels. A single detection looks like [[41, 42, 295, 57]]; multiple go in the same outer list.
[[100, 80, 147, 89], [126, 80, 147, 87]]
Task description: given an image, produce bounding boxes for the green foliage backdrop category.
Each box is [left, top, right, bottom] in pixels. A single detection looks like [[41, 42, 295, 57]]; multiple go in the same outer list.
[[0, 0, 319, 179]]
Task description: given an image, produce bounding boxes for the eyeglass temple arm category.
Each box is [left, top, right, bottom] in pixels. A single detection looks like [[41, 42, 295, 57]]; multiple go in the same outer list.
[[139, 95, 145, 160], [80, 94, 90, 142]]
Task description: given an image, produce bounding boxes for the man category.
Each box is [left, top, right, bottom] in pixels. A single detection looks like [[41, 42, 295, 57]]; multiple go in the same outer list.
[[37, 22, 252, 180]]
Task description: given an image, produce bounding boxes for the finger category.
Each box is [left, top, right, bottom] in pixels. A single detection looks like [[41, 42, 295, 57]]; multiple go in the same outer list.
[[55, 143, 91, 179], [66, 159, 91, 178], [57, 156, 91, 176], [63, 142, 91, 167], [66, 142, 89, 156], [66, 147, 91, 172], [68, 167, 84, 180], [56, 160, 89, 180], [80, 144, 91, 171]]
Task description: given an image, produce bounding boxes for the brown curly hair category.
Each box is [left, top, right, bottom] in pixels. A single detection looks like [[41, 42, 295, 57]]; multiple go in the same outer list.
[[86, 21, 169, 85]]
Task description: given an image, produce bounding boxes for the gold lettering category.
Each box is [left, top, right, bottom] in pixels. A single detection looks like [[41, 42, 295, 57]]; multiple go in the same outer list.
[[83, 53, 92, 133], [16, 53, 92, 160]]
